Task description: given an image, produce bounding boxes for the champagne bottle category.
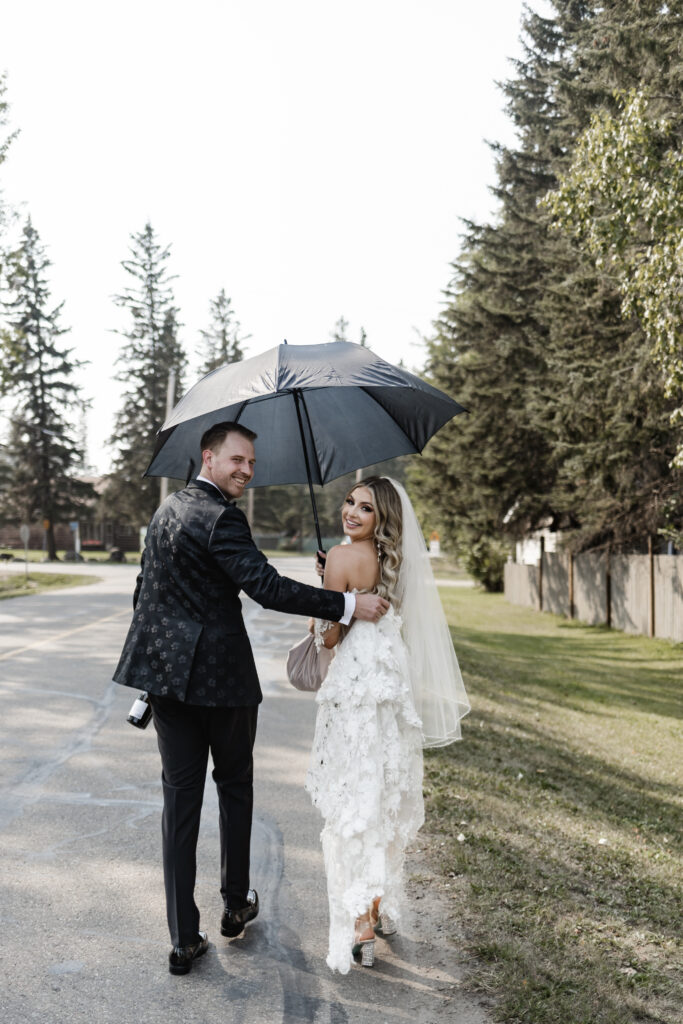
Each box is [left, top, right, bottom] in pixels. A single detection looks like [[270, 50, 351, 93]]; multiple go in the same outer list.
[[127, 692, 152, 729]]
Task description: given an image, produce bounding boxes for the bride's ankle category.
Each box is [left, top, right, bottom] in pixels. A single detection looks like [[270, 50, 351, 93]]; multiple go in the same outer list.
[[354, 912, 374, 942], [371, 897, 381, 926]]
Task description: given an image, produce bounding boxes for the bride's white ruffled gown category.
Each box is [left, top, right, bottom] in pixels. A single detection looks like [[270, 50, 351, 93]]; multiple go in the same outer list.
[[305, 607, 424, 974]]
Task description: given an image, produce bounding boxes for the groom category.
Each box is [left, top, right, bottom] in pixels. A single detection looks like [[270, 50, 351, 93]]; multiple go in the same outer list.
[[113, 421, 389, 974]]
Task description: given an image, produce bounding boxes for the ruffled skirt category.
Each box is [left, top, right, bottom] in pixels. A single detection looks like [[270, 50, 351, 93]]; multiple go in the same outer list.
[[305, 609, 424, 974]]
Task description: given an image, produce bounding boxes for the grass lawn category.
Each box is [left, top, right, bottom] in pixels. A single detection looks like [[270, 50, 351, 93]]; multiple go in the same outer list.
[[0, 548, 307, 564], [428, 552, 471, 581], [426, 587, 682, 1024], [0, 572, 100, 600]]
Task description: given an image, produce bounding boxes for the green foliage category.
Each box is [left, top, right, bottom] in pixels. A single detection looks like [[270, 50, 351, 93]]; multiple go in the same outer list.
[[0, 72, 18, 165], [0, 571, 98, 600], [417, 1, 683, 565], [329, 315, 367, 346], [197, 288, 248, 375], [106, 223, 187, 525], [0, 73, 19, 358], [0, 219, 95, 557], [0, 71, 18, 252], [460, 535, 509, 593], [545, 88, 683, 464], [411, 5, 572, 584]]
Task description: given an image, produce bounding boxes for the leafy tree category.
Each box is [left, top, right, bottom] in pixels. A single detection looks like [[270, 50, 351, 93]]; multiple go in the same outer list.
[[106, 223, 187, 525], [197, 288, 248, 375], [546, 88, 683, 464], [0, 219, 94, 556], [414, 1, 683, 582], [538, 4, 683, 549]]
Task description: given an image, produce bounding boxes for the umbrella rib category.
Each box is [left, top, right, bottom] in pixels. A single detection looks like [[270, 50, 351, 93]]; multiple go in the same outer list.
[[360, 387, 421, 451], [298, 391, 324, 484], [293, 389, 323, 553], [232, 400, 248, 424]]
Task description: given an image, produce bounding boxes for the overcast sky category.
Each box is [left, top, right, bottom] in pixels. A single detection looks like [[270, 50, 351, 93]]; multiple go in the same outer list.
[[1, 0, 546, 472]]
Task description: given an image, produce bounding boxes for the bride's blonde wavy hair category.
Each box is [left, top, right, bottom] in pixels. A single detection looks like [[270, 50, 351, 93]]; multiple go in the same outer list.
[[346, 476, 403, 603]]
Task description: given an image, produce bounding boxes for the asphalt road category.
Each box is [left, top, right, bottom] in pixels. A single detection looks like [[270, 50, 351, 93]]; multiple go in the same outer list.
[[0, 559, 490, 1024]]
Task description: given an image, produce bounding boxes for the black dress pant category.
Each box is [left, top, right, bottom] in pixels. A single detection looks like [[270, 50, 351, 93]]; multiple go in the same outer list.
[[149, 695, 259, 947]]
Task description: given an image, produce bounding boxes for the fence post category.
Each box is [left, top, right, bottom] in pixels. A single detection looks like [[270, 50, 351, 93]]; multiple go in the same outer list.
[[606, 544, 612, 628], [568, 551, 574, 620], [538, 535, 545, 612], [648, 535, 655, 638]]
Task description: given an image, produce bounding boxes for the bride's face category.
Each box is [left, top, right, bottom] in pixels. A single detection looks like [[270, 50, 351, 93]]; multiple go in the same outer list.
[[342, 487, 376, 542]]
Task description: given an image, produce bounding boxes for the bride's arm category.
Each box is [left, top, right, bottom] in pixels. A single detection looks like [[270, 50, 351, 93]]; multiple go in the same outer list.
[[317, 546, 349, 648]]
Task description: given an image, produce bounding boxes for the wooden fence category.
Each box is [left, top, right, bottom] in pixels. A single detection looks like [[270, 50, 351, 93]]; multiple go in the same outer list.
[[505, 549, 683, 643]]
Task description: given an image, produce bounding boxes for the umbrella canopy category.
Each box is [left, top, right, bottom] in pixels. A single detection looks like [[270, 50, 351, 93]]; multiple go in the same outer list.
[[145, 341, 465, 487]]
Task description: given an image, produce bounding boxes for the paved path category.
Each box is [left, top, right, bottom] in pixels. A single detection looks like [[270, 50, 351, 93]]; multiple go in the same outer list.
[[0, 560, 490, 1024]]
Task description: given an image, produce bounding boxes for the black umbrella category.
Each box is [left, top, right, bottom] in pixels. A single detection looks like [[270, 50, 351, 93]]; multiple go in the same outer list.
[[145, 341, 465, 549]]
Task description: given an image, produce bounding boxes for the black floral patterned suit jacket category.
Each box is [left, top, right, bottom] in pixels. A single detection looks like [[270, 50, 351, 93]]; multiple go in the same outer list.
[[113, 479, 344, 706]]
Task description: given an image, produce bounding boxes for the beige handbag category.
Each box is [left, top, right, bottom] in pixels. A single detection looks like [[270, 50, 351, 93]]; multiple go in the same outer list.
[[286, 633, 333, 691]]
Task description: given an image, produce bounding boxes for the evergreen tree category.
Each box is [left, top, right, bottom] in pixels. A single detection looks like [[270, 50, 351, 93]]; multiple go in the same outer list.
[[0, 72, 18, 368], [330, 315, 349, 343], [411, 4, 582, 588], [539, 2, 683, 548], [0, 74, 18, 511], [0, 218, 94, 556], [329, 315, 367, 346], [548, 87, 683, 454], [414, 1, 683, 585], [107, 223, 187, 525], [0, 72, 18, 267], [197, 288, 248, 375]]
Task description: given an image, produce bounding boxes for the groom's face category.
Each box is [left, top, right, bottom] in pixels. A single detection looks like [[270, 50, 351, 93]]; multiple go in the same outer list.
[[203, 432, 256, 499]]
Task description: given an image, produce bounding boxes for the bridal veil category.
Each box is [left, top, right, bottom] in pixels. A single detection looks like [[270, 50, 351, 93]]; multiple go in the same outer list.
[[388, 478, 470, 747]]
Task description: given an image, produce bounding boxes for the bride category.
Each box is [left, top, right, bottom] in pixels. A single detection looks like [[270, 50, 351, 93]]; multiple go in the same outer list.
[[305, 476, 470, 974]]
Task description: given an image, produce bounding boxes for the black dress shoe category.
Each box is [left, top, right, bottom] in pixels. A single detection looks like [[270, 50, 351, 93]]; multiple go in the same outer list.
[[220, 889, 259, 937], [168, 931, 209, 975]]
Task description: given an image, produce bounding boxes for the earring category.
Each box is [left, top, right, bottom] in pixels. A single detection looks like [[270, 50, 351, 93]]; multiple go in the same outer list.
[[376, 542, 382, 562]]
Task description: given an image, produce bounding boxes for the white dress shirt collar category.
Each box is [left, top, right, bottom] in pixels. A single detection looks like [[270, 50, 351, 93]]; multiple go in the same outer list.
[[196, 474, 229, 500]]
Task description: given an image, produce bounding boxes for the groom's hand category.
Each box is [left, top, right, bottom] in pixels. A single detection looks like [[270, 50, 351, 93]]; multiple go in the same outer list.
[[353, 593, 390, 622]]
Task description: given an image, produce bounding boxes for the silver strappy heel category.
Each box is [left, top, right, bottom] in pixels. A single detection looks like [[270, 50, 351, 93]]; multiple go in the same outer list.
[[360, 939, 375, 967], [375, 912, 396, 936], [353, 910, 377, 967]]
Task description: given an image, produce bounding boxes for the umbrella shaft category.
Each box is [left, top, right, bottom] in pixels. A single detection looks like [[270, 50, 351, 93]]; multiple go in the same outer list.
[[292, 389, 323, 557]]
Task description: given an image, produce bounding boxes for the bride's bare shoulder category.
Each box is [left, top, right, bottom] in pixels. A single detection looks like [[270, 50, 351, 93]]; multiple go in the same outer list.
[[325, 544, 354, 573], [326, 542, 377, 588], [326, 543, 370, 566]]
